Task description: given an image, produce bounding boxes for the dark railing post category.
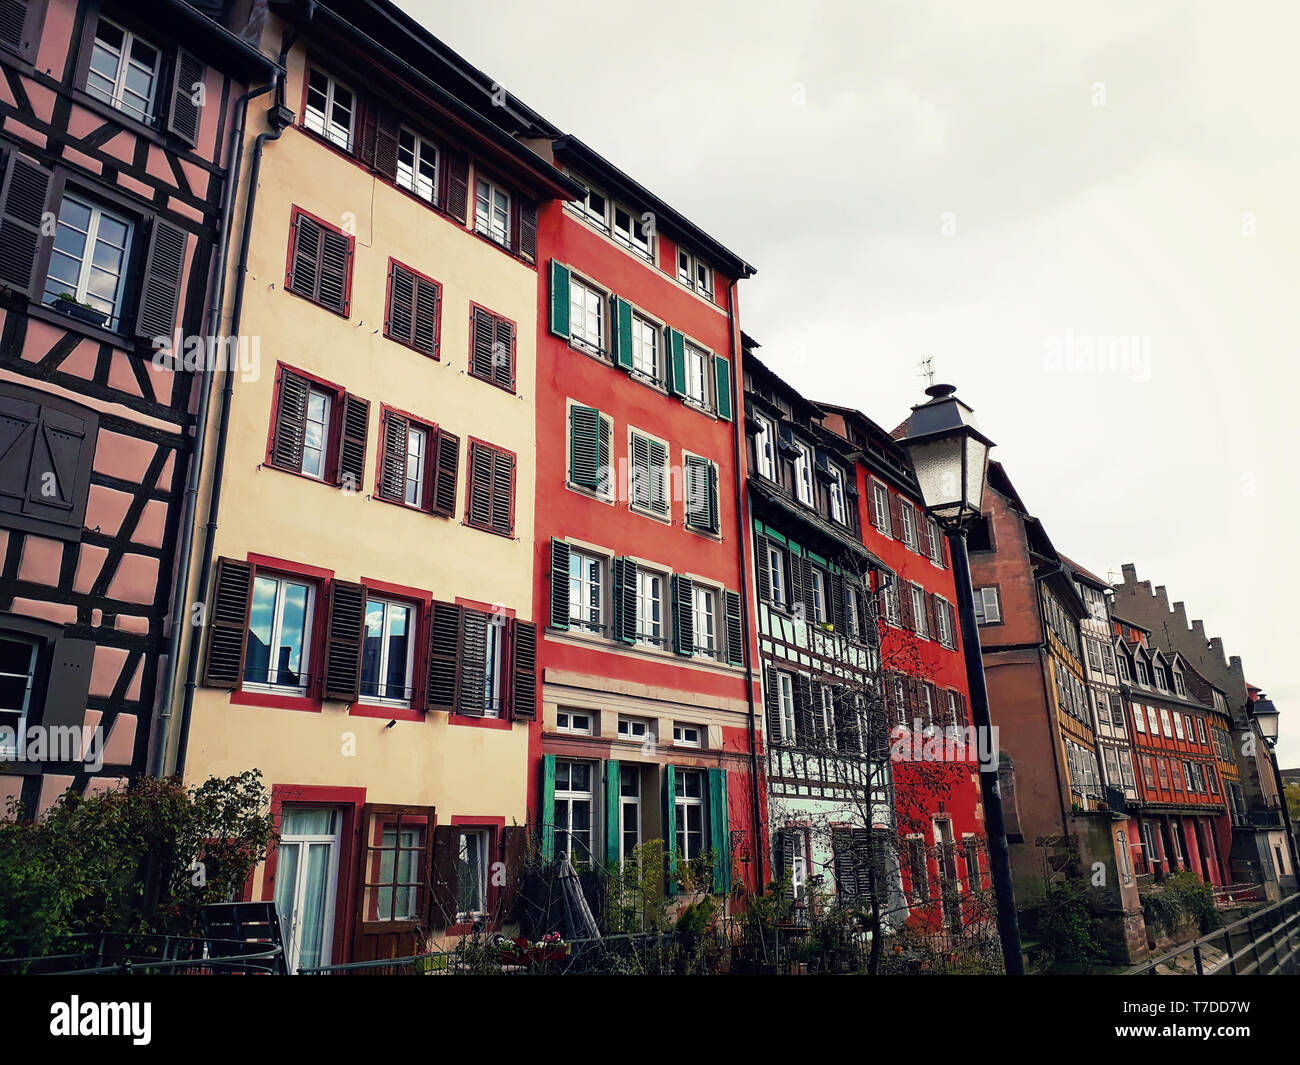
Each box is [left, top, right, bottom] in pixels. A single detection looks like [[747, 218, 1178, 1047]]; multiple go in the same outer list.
[[947, 525, 1024, 975]]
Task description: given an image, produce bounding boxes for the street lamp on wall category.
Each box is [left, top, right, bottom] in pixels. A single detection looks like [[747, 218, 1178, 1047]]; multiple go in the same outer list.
[[900, 381, 1024, 975], [1251, 700, 1280, 747]]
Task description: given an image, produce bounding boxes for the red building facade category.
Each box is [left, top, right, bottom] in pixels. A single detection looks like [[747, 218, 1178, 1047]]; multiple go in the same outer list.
[[530, 136, 761, 901]]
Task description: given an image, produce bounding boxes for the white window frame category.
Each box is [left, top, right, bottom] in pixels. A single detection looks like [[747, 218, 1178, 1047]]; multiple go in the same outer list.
[[910, 583, 928, 639], [613, 202, 654, 260], [692, 583, 717, 658], [973, 586, 1001, 625], [567, 549, 605, 633], [1173, 713, 1186, 740], [630, 311, 659, 380], [1133, 703, 1146, 732], [899, 502, 918, 550], [474, 176, 511, 247], [567, 176, 610, 230], [482, 613, 506, 718], [44, 193, 135, 329], [556, 709, 593, 735], [810, 568, 828, 625], [684, 341, 710, 408], [927, 519, 943, 564], [935, 596, 953, 648], [635, 568, 666, 648], [300, 387, 332, 480], [243, 575, 315, 696], [1159, 708, 1173, 738], [455, 828, 489, 920], [828, 465, 848, 526], [819, 685, 836, 746], [754, 414, 777, 481], [673, 722, 703, 747], [0, 635, 38, 758], [777, 671, 796, 743], [303, 67, 355, 150], [396, 127, 439, 203], [553, 760, 594, 863], [766, 543, 786, 607], [617, 715, 653, 742], [793, 441, 815, 506], [677, 247, 714, 300], [86, 17, 161, 124], [359, 595, 416, 708], [882, 579, 902, 627], [674, 768, 707, 861], [404, 424, 427, 507], [871, 481, 891, 535], [568, 274, 605, 352]]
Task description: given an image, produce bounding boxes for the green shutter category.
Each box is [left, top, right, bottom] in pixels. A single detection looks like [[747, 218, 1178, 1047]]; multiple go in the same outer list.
[[605, 759, 621, 869], [648, 438, 669, 515], [723, 589, 743, 665], [709, 768, 731, 895], [714, 354, 733, 421], [613, 296, 634, 370], [706, 461, 719, 532], [667, 327, 687, 396], [590, 763, 605, 866], [671, 573, 694, 656], [549, 260, 570, 338], [568, 405, 602, 490], [664, 765, 679, 894], [549, 538, 570, 630], [612, 557, 638, 644], [541, 754, 557, 861]]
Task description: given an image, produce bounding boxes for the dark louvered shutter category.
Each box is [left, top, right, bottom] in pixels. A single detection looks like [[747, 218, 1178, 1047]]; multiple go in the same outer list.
[[671, 573, 694, 656], [549, 260, 570, 338], [425, 601, 461, 712], [754, 533, 771, 603], [515, 198, 537, 262], [288, 212, 321, 300], [705, 462, 719, 532], [648, 439, 668, 515], [724, 589, 743, 666], [890, 493, 906, 541], [203, 557, 252, 688], [335, 393, 369, 491], [569, 405, 601, 490], [612, 296, 634, 370], [467, 441, 493, 529], [322, 580, 365, 700], [0, 153, 53, 296], [373, 109, 400, 181], [764, 665, 782, 743], [492, 314, 515, 391], [386, 263, 415, 345], [683, 454, 707, 529], [899, 582, 915, 630], [490, 448, 514, 535], [441, 148, 469, 223], [430, 429, 459, 516], [167, 50, 205, 146], [629, 433, 650, 509], [136, 218, 187, 338], [412, 275, 440, 357], [612, 557, 638, 644], [794, 674, 814, 744], [830, 573, 847, 634], [802, 557, 818, 621], [271, 368, 309, 471], [0, 0, 40, 61], [510, 620, 537, 719], [318, 226, 351, 313], [833, 829, 858, 902], [549, 538, 570, 630], [927, 593, 940, 641], [359, 105, 378, 169], [667, 328, 687, 397], [470, 306, 495, 382], [788, 550, 805, 616], [377, 410, 409, 501], [457, 608, 487, 716]]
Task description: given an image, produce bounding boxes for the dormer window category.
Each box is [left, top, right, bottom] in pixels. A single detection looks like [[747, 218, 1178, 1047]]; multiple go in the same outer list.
[[573, 181, 609, 229], [754, 414, 776, 481], [828, 465, 848, 525], [613, 204, 653, 260], [793, 441, 814, 506], [1174, 670, 1186, 696]]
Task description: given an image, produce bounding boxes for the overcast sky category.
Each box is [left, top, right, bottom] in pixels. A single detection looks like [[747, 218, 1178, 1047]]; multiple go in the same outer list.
[[400, 0, 1300, 766]]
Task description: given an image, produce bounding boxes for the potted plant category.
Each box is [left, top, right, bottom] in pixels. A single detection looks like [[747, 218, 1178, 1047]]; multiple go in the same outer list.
[[52, 292, 108, 327]]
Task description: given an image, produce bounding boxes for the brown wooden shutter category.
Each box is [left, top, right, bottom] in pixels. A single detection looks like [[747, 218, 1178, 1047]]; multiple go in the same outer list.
[[335, 393, 369, 491], [203, 556, 253, 688], [39, 635, 94, 736], [0, 152, 54, 296], [322, 580, 365, 700], [926, 593, 940, 641], [430, 429, 459, 516], [890, 493, 905, 541], [318, 227, 351, 314], [492, 315, 515, 391], [373, 109, 400, 182], [377, 410, 409, 501], [470, 306, 495, 381], [441, 148, 469, 223], [754, 533, 771, 603], [899, 582, 915, 630], [499, 825, 527, 921], [136, 218, 188, 339], [764, 665, 782, 742], [288, 212, 322, 299], [359, 104, 378, 169], [466, 441, 493, 529], [514, 198, 537, 262], [413, 276, 439, 357], [386, 262, 414, 344], [510, 619, 537, 720], [425, 600, 461, 712], [490, 448, 514, 535], [166, 50, 205, 146], [270, 368, 308, 471], [430, 825, 458, 927], [0, 0, 43, 62], [457, 608, 487, 716]]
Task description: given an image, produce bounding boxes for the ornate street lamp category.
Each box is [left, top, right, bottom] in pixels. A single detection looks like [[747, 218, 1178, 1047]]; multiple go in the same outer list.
[[1250, 699, 1280, 747], [900, 382, 1024, 975]]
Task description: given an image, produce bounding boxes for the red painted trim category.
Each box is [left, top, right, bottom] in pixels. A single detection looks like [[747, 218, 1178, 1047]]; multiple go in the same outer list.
[[247, 554, 335, 581], [449, 714, 513, 731], [264, 361, 348, 480], [285, 204, 356, 318], [264, 784, 366, 966], [453, 596, 515, 618], [230, 689, 321, 713], [464, 436, 517, 537], [383, 256, 444, 359], [440, 818, 504, 935], [373, 404, 439, 514], [450, 815, 507, 829], [355, 575, 432, 714], [237, 554, 334, 705]]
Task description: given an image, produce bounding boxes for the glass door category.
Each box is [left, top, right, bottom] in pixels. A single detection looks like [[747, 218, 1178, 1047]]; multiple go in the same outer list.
[[274, 807, 340, 973]]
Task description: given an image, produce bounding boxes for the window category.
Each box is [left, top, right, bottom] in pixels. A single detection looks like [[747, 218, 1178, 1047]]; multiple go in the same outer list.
[[469, 305, 516, 391], [465, 439, 515, 536], [244, 574, 314, 694], [674, 722, 702, 747], [396, 128, 438, 202], [613, 203, 653, 259], [385, 260, 441, 358], [1117, 654, 1131, 682], [692, 585, 717, 657], [86, 18, 160, 123], [620, 766, 641, 863], [1140, 756, 1156, 789], [754, 414, 777, 481], [567, 550, 604, 632], [359, 596, 415, 707], [571, 179, 608, 229], [777, 671, 796, 743], [299, 387, 332, 480], [881, 579, 902, 626], [1147, 705, 1160, 734], [845, 585, 861, 639], [303, 68, 355, 150], [0, 634, 38, 756], [287, 208, 353, 315], [402, 424, 427, 507], [631, 311, 659, 380], [910, 585, 928, 638], [1159, 708, 1173, 738], [766, 543, 786, 607], [369, 815, 428, 922], [674, 769, 707, 860], [935, 597, 954, 649], [455, 829, 489, 920], [973, 586, 1001, 624], [793, 441, 814, 506], [1132, 704, 1145, 732], [677, 248, 713, 300], [810, 568, 828, 625], [43, 194, 134, 330], [569, 276, 604, 351], [629, 430, 668, 517], [964, 838, 981, 890], [1196, 718, 1206, 744], [871, 481, 892, 535], [474, 177, 511, 247], [553, 760, 593, 862], [818, 685, 836, 744], [556, 709, 592, 734], [828, 466, 848, 526], [899, 502, 918, 550], [1174, 671, 1186, 696], [482, 613, 507, 717], [1156, 759, 1169, 788], [635, 570, 665, 648], [1136, 661, 1151, 686], [908, 838, 930, 903], [926, 519, 943, 564], [375, 409, 456, 514], [617, 716, 652, 742], [1153, 666, 1167, 692], [684, 341, 710, 407], [1173, 712, 1186, 741]]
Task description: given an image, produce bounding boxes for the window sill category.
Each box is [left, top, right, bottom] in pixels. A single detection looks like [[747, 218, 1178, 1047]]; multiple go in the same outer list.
[[448, 714, 513, 730], [629, 504, 672, 526], [467, 370, 517, 396], [568, 338, 609, 362], [464, 520, 516, 539], [383, 330, 439, 361], [564, 480, 615, 506], [351, 702, 422, 722], [26, 302, 132, 349], [230, 688, 321, 713], [284, 283, 350, 320], [68, 88, 200, 161], [684, 523, 722, 542], [261, 461, 347, 491]]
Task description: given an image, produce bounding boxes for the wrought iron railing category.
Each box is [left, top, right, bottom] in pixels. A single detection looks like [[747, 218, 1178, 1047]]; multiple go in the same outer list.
[[1128, 891, 1300, 975]]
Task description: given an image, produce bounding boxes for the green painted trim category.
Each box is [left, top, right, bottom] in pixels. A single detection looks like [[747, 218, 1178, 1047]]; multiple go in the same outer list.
[[541, 754, 556, 861], [605, 759, 621, 869], [664, 764, 678, 893], [549, 260, 570, 338]]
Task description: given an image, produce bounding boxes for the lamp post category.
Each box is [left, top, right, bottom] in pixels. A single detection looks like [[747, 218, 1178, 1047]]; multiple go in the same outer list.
[[899, 383, 1024, 975], [1249, 698, 1300, 884]]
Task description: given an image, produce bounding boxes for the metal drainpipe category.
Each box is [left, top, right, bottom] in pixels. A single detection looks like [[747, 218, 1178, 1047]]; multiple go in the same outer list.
[[725, 277, 766, 894], [150, 79, 277, 778], [174, 24, 303, 778]]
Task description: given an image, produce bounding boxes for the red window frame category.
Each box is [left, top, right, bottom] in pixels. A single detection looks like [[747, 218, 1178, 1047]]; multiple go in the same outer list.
[[284, 205, 355, 317], [351, 576, 433, 722], [464, 436, 516, 537], [264, 361, 348, 483], [384, 257, 443, 359], [443, 816, 506, 935], [373, 403, 440, 513]]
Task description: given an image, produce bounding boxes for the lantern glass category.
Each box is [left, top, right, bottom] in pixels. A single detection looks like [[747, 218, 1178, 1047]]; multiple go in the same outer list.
[[1253, 704, 1280, 743], [901, 385, 993, 526]]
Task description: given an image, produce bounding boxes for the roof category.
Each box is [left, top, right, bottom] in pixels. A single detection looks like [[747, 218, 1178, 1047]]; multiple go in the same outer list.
[[1059, 553, 1110, 589], [745, 351, 826, 423], [749, 480, 889, 576], [167, 0, 284, 77]]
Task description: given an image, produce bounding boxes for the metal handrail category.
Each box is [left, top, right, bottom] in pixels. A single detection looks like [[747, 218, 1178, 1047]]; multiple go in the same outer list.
[[1128, 890, 1300, 975]]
